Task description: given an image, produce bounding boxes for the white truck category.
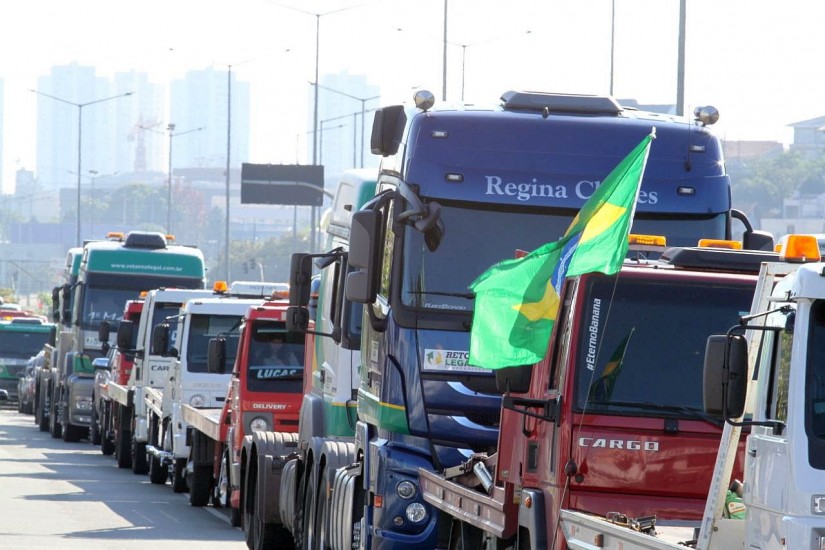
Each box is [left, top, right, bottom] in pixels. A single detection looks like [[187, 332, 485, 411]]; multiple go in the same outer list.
[[105, 287, 216, 472], [560, 234, 825, 550], [144, 282, 272, 492]]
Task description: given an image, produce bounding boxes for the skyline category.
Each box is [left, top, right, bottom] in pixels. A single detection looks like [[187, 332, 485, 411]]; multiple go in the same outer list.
[[2, 0, 824, 192]]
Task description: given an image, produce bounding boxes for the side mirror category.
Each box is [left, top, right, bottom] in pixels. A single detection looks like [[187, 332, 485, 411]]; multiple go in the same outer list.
[[703, 334, 748, 418], [61, 285, 72, 325], [51, 287, 61, 323], [99, 321, 111, 344], [93, 358, 111, 371], [151, 323, 171, 356], [346, 210, 381, 304], [116, 320, 135, 350], [286, 306, 309, 332], [207, 337, 227, 374], [289, 253, 313, 307]]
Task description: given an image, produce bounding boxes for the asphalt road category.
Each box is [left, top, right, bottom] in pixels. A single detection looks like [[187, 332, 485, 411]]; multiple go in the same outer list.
[[0, 405, 248, 550]]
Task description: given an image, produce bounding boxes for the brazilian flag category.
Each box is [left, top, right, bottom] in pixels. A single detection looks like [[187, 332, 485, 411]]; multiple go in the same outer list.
[[468, 132, 654, 370]]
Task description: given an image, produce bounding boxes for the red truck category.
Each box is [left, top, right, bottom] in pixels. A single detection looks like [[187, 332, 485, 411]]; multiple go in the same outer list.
[[93, 298, 144, 458], [182, 300, 304, 529], [418, 240, 778, 549]]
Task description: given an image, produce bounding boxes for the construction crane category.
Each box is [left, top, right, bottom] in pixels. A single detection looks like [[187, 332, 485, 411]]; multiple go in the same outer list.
[[128, 115, 162, 172]]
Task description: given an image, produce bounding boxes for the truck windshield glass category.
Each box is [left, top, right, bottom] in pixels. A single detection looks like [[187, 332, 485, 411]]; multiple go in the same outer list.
[[574, 276, 753, 414], [401, 201, 573, 311], [0, 329, 52, 358], [247, 322, 304, 393], [153, 302, 184, 350], [186, 314, 242, 373], [80, 287, 138, 330], [400, 201, 729, 311]]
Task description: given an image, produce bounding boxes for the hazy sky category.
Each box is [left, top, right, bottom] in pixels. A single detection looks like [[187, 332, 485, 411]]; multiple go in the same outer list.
[[2, 0, 823, 191]]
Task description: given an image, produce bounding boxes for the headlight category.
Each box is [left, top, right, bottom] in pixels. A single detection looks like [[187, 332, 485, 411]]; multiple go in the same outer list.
[[396, 480, 416, 499], [189, 394, 206, 407], [249, 416, 269, 432], [73, 396, 93, 410], [405, 502, 427, 524]]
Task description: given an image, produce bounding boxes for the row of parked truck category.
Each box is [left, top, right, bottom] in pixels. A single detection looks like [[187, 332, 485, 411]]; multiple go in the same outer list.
[[13, 88, 819, 550]]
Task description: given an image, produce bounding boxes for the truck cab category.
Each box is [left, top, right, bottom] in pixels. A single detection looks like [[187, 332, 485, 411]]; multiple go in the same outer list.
[[419, 241, 781, 549]]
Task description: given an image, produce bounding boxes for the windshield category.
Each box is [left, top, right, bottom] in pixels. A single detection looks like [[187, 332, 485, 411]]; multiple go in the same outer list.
[[152, 302, 184, 351], [400, 201, 729, 312], [574, 276, 753, 415], [401, 201, 573, 311], [80, 286, 138, 330], [0, 330, 52, 358], [247, 322, 304, 393], [185, 314, 242, 373]]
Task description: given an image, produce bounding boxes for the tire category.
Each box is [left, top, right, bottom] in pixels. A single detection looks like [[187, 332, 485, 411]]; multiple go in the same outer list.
[[115, 408, 132, 469], [172, 458, 188, 493], [132, 437, 149, 475], [101, 406, 115, 456], [149, 452, 168, 484], [449, 521, 483, 550], [90, 406, 102, 446], [49, 392, 62, 439], [316, 466, 332, 550], [254, 493, 293, 550], [300, 463, 319, 550], [37, 390, 49, 432], [189, 464, 212, 506], [16, 396, 23, 414], [62, 422, 82, 443], [243, 452, 257, 549], [215, 450, 242, 527]]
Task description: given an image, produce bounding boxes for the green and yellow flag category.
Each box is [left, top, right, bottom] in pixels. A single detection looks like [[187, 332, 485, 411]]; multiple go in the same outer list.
[[468, 132, 654, 369]]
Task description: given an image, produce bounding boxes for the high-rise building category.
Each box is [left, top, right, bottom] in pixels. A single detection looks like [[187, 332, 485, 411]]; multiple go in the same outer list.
[[169, 67, 250, 170], [36, 63, 118, 190], [114, 70, 166, 174]]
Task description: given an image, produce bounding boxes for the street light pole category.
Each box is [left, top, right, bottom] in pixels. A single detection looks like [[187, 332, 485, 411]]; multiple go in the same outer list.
[[309, 82, 380, 168], [267, 2, 366, 166], [165, 124, 204, 235], [30, 89, 133, 246]]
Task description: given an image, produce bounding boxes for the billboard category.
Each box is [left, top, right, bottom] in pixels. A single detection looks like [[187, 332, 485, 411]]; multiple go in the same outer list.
[[240, 164, 325, 206]]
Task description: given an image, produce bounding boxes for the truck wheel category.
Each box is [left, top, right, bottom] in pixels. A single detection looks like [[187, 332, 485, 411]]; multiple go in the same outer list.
[[62, 422, 81, 443], [131, 437, 149, 475], [215, 450, 242, 526], [36, 390, 49, 432], [189, 464, 212, 506], [49, 397, 62, 439], [300, 463, 320, 550], [243, 451, 258, 549], [90, 407, 102, 446], [316, 466, 332, 550], [148, 453, 167, 484], [101, 407, 115, 456], [115, 406, 133, 468], [449, 521, 483, 550], [172, 458, 188, 493]]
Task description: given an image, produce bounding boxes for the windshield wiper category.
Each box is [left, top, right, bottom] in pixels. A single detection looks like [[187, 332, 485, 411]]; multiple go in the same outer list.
[[406, 290, 475, 299], [588, 400, 724, 428]]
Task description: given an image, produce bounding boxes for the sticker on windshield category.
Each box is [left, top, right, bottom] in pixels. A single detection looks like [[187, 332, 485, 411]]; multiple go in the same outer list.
[[423, 349, 484, 372]]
